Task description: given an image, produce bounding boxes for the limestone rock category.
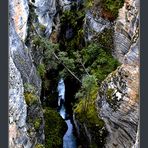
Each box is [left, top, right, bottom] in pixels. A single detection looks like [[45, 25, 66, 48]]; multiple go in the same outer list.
[[113, 0, 139, 63], [96, 63, 139, 148], [84, 10, 111, 41], [9, 57, 31, 148], [9, 0, 45, 147], [95, 0, 140, 147], [9, 0, 29, 41]]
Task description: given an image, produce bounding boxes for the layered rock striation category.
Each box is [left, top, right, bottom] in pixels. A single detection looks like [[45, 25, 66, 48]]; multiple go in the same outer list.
[[96, 0, 140, 147], [74, 0, 140, 147]]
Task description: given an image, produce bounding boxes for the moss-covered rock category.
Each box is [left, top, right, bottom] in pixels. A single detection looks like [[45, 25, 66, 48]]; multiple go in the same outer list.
[[24, 83, 38, 106], [74, 86, 108, 147], [35, 144, 45, 148], [43, 107, 67, 148]]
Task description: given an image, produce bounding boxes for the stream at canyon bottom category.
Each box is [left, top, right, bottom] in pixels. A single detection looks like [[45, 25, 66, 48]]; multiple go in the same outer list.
[[57, 79, 77, 148]]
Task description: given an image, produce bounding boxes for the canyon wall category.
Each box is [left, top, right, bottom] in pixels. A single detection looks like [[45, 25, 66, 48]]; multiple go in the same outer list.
[[74, 0, 140, 147], [9, 0, 45, 147], [9, 0, 140, 147], [96, 0, 140, 147]]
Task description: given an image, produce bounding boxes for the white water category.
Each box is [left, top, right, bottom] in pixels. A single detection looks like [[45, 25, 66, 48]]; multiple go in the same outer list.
[[57, 79, 65, 106], [57, 78, 77, 148]]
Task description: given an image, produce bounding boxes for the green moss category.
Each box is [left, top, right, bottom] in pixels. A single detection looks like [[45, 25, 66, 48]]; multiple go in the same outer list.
[[43, 107, 67, 148], [75, 99, 104, 129], [84, 0, 94, 9], [106, 88, 121, 110], [38, 24, 46, 32], [107, 88, 114, 100], [34, 118, 42, 131], [74, 85, 107, 146], [24, 83, 36, 93], [35, 144, 45, 148], [24, 92, 37, 105], [24, 83, 38, 105]]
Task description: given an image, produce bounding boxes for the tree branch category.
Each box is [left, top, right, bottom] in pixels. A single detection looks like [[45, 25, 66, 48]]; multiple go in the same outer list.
[[30, 22, 82, 83], [52, 52, 82, 83]]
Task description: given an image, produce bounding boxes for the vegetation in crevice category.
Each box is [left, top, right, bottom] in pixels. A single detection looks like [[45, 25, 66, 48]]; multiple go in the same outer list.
[[26, 0, 123, 147], [100, 0, 125, 20], [43, 107, 67, 148], [74, 75, 108, 147], [35, 144, 45, 148], [22, 3, 68, 148], [85, 0, 124, 21], [92, 28, 114, 52], [24, 83, 38, 106], [37, 63, 46, 79]]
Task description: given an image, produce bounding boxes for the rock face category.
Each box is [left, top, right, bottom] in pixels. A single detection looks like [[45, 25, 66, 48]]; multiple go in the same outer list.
[[95, 0, 140, 147], [9, 0, 29, 41], [9, 56, 32, 148], [75, 0, 140, 147], [29, 0, 71, 38], [31, 0, 57, 37], [84, 10, 111, 41], [96, 63, 139, 148], [113, 0, 139, 63], [9, 0, 140, 147], [9, 0, 45, 147]]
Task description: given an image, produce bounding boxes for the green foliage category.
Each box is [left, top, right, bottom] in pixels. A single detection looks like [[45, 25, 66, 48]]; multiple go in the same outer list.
[[74, 75, 99, 122], [35, 144, 45, 148], [82, 75, 97, 91], [32, 36, 59, 70], [24, 83, 38, 105], [101, 0, 124, 19], [59, 9, 85, 51], [106, 88, 121, 110], [74, 99, 101, 125], [84, 0, 94, 9], [76, 75, 98, 100], [43, 107, 67, 148], [74, 87, 107, 146], [38, 24, 46, 32], [37, 64, 46, 78], [34, 118, 42, 131], [81, 43, 120, 82], [93, 28, 114, 51], [58, 52, 75, 70], [107, 88, 114, 100], [24, 92, 37, 105], [43, 79, 50, 91], [24, 83, 36, 93]]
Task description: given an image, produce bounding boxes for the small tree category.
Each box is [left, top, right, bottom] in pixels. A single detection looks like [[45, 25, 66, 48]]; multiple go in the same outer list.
[[76, 75, 98, 112]]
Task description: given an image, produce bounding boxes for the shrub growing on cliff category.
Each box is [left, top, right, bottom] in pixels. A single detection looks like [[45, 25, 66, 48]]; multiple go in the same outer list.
[[34, 118, 42, 131], [74, 87, 107, 147], [24, 92, 38, 106], [24, 83, 38, 105], [101, 0, 124, 20], [81, 43, 120, 81]]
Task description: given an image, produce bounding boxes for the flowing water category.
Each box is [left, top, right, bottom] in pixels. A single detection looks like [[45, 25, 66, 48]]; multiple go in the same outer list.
[[57, 79, 77, 148]]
